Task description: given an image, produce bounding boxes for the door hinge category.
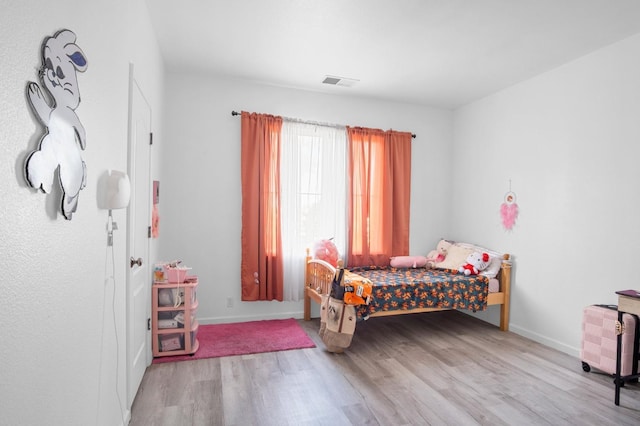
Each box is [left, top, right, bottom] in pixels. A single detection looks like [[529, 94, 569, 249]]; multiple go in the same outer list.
[[147, 318, 151, 331], [148, 226, 151, 238], [149, 132, 153, 145]]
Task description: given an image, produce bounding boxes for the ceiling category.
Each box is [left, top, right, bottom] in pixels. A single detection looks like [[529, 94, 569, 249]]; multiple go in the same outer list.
[[146, 0, 640, 109]]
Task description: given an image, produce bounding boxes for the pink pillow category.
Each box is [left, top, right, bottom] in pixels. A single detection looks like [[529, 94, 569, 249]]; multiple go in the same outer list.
[[390, 256, 428, 268]]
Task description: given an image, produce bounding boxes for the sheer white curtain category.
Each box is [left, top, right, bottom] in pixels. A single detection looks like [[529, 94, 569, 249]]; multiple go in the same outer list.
[[280, 120, 347, 301]]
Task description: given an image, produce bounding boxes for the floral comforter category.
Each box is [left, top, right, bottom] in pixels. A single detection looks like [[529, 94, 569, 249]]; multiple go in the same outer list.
[[348, 266, 489, 319]]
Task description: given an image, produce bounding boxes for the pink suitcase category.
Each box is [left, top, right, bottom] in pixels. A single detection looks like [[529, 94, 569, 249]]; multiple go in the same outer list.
[[581, 304, 639, 376]]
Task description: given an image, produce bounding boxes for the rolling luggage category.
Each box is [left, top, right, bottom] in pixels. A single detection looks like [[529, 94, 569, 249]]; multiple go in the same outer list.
[[581, 304, 640, 377]]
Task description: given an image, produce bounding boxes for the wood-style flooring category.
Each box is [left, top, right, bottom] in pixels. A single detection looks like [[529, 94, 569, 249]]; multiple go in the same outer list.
[[129, 311, 640, 425]]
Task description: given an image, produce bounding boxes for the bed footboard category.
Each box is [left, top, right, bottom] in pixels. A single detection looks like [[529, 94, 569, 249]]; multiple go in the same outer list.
[[303, 252, 337, 321]]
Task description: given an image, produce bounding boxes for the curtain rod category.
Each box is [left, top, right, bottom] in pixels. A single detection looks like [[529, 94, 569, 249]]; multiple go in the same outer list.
[[231, 110, 416, 139]]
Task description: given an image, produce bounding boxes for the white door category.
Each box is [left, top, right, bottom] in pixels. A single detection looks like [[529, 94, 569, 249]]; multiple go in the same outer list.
[[126, 68, 152, 408]]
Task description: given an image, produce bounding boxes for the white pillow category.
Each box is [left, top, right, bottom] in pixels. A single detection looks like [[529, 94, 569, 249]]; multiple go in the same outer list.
[[454, 242, 503, 278], [434, 245, 472, 270]]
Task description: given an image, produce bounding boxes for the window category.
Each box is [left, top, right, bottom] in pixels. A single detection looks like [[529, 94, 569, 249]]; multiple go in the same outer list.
[[240, 112, 411, 301], [281, 121, 346, 301]]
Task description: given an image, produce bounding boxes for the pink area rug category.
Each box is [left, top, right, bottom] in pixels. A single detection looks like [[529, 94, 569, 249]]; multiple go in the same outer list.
[[152, 318, 316, 363]]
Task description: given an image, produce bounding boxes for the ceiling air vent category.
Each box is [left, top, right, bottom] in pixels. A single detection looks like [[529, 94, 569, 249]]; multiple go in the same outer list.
[[322, 75, 359, 87]]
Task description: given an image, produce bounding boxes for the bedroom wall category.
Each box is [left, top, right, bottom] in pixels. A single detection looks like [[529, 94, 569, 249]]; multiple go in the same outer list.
[[452, 33, 640, 356], [0, 1, 164, 425], [159, 72, 453, 323]]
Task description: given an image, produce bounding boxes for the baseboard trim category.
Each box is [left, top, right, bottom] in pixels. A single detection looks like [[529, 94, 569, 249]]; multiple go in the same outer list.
[[198, 311, 305, 325], [510, 323, 579, 358]]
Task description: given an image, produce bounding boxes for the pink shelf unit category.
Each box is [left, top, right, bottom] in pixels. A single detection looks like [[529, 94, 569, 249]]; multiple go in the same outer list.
[[152, 279, 199, 357]]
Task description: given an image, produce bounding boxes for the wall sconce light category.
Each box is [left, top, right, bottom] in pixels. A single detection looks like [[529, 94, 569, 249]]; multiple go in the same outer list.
[[97, 170, 131, 246], [98, 170, 131, 210]]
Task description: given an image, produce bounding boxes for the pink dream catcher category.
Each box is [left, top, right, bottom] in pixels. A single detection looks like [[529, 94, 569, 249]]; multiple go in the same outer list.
[[500, 190, 519, 230]]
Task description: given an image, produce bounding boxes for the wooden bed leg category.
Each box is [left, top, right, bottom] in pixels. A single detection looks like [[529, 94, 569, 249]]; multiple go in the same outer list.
[[499, 255, 512, 331], [499, 304, 509, 331], [304, 248, 311, 321], [304, 288, 311, 321]]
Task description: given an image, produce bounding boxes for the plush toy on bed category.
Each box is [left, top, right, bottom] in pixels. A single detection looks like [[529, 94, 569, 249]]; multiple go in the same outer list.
[[426, 239, 453, 268], [390, 255, 428, 268], [313, 238, 339, 267], [458, 252, 491, 276]]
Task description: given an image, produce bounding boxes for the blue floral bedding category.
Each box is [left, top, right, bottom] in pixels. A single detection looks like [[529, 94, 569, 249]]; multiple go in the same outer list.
[[348, 266, 489, 319]]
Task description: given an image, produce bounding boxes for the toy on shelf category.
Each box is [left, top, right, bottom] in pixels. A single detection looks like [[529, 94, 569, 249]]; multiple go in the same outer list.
[[156, 260, 193, 283]]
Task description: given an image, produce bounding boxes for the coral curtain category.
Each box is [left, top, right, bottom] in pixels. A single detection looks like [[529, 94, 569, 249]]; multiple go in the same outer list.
[[240, 112, 284, 301], [346, 127, 412, 267]]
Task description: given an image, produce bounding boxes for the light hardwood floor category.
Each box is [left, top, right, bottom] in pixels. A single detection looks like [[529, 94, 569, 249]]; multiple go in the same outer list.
[[130, 311, 640, 425]]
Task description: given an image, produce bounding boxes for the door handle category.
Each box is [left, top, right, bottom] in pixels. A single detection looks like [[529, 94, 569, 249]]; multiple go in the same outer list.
[[130, 257, 143, 268]]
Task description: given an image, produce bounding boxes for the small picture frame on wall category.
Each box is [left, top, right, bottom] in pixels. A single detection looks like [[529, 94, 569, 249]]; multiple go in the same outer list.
[[153, 180, 159, 204]]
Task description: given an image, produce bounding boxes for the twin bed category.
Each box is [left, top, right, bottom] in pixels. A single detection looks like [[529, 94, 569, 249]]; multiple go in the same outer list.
[[303, 247, 512, 333]]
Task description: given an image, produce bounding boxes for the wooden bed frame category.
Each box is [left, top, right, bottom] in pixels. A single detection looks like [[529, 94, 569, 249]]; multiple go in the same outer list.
[[303, 250, 512, 331]]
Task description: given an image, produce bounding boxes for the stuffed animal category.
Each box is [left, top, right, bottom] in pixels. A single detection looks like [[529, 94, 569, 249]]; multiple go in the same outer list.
[[426, 239, 453, 267], [459, 252, 491, 276], [313, 238, 339, 267], [390, 255, 428, 268]]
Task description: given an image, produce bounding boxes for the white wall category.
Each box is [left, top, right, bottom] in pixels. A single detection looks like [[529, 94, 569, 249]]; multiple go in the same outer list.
[[159, 72, 453, 323], [0, 1, 164, 425], [453, 33, 640, 355]]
